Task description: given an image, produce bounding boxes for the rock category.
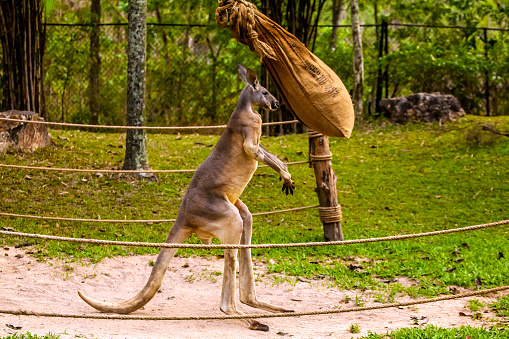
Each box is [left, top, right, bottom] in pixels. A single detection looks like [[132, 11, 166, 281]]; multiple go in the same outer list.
[[0, 110, 51, 153], [379, 93, 465, 124]]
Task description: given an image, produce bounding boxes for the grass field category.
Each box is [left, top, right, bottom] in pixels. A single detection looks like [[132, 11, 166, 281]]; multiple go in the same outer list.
[[1, 115, 508, 303]]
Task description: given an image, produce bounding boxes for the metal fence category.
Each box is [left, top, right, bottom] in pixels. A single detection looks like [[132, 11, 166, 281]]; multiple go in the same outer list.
[[14, 21, 509, 128]]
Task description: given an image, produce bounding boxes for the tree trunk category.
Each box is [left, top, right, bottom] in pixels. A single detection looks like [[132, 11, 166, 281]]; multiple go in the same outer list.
[[88, 0, 101, 125], [331, 0, 344, 50], [122, 0, 153, 179], [0, 0, 45, 115], [351, 0, 364, 120]]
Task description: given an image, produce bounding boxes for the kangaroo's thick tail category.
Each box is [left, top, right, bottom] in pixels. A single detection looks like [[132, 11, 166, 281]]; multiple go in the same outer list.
[[78, 226, 192, 314]]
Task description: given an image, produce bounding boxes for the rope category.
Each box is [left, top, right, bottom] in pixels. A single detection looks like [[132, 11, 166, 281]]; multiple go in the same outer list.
[[216, 0, 277, 60], [0, 161, 309, 173], [309, 153, 333, 162], [0, 118, 299, 130], [1, 220, 507, 249], [1, 286, 507, 321], [307, 131, 323, 139], [0, 205, 318, 224], [318, 205, 342, 223]]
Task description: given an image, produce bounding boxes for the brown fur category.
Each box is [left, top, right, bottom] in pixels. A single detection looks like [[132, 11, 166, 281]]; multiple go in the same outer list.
[[78, 65, 295, 331]]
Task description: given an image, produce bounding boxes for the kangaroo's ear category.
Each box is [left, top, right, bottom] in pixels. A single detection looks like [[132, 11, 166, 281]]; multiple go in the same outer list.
[[246, 68, 259, 91], [238, 65, 248, 84]]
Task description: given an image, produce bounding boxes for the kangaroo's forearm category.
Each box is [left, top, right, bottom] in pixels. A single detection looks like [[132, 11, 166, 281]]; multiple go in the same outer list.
[[258, 145, 291, 180]]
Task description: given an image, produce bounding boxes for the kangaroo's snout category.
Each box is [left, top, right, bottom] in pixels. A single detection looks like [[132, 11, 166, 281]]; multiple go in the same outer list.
[[271, 101, 279, 110]]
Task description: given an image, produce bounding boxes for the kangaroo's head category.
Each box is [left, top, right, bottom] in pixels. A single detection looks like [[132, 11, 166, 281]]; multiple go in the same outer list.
[[238, 65, 279, 111]]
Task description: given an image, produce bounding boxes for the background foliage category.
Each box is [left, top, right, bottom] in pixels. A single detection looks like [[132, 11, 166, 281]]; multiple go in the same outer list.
[[35, 0, 508, 127]]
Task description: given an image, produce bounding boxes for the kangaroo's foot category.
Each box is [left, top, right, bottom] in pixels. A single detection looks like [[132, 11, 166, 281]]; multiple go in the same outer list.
[[220, 305, 270, 331], [240, 296, 295, 313]]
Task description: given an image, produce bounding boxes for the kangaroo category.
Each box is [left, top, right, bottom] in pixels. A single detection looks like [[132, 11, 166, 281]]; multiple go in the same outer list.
[[78, 65, 295, 331]]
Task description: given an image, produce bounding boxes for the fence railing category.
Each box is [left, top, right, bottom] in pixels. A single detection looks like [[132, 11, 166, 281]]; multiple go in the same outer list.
[[7, 20, 504, 133]]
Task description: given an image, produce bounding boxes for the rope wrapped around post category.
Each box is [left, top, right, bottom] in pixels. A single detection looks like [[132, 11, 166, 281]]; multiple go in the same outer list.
[[307, 130, 323, 139], [318, 205, 342, 223], [309, 153, 333, 162]]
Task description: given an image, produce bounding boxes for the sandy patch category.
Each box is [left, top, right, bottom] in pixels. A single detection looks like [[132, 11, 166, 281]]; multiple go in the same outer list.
[[1, 246, 506, 338]]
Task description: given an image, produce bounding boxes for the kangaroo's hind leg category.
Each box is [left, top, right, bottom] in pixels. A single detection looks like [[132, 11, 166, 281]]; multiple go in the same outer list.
[[186, 194, 270, 331], [235, 199, 294, 313]]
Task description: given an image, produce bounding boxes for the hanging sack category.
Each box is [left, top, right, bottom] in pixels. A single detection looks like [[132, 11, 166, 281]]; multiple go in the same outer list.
[[216, 0, 354, 138]]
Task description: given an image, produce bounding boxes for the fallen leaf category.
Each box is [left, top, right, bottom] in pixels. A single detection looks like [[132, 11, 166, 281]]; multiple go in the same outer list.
[[95, 172, 104, 179], [382, 278, 398, 283], [435, 195, 442, 199], [1, 227, 15, 231], [6, 324, 22, 330], [459, 311, 469, 316], [462, 243, 470, 250], [443, 267, 456, 272], [81, 178, 88, 182], [498, 252, 504, 260], [24, 175, 31, 180], [276, 332, 292, 337], [14, 243, 33, 248], [475, 277, 482, 288], [297, 276, 311, 283], [348, 263, 364, 270], [58, 136, 70, 141]]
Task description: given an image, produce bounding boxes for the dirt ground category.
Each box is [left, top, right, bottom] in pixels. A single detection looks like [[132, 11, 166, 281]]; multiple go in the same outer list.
[[1, 246, 506, 339]]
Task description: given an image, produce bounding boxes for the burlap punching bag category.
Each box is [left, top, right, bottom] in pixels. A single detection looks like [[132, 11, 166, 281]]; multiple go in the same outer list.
[[216, 0, 354, 138]]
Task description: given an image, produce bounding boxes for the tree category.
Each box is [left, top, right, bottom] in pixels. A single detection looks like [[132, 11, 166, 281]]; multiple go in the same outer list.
[[122, 0, 153, 179], [350, 0, 364, 119], [331, 0, 345, 50], [0, 0, 45, 114], [89, 0, 101, 125]]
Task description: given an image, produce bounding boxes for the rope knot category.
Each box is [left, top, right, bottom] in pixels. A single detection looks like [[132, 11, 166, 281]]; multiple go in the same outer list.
[[215, 0, 277, 60]]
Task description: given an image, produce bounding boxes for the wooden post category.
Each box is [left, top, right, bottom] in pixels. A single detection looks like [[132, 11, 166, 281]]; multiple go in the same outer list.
[[309, 131, 344, 241]]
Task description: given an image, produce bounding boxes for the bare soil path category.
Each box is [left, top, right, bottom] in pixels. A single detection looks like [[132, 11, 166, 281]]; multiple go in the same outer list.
[[1, 246, 505, 338]]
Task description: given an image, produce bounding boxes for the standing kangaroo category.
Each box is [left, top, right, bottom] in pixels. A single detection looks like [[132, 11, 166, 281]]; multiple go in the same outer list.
[[78, 65, 295, 331]]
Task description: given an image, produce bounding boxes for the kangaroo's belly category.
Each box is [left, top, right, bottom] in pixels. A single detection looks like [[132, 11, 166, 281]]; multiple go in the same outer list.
[[222, 160, 258, 203]]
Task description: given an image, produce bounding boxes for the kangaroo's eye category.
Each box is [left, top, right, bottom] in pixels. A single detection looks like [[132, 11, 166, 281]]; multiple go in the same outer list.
[[262, 91, 268, 96]]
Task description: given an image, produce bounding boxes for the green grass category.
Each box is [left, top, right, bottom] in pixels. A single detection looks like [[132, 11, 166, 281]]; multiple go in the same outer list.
[[1, 115, 508, 298], [359, 325, 509, 338], [492, 294, 509, 319]]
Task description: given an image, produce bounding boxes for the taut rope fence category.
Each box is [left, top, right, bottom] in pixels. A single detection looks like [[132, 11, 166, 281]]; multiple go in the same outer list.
[[1, 220, 507, 249], [0, 205, 319, 223], [2, 113, 508, 324], [0, 161, 309, 173], [0, 117, 300, 130], [2, 285, 508, 321]]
